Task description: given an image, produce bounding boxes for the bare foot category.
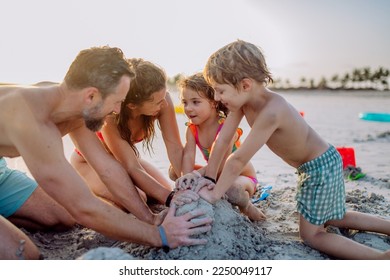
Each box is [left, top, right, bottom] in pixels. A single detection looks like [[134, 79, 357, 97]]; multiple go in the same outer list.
[[241, 203, 266, 221]]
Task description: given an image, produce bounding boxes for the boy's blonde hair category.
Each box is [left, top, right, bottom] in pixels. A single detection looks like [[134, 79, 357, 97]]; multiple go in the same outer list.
[[177, 72, 229, 117], [204, 39, 273, 88]]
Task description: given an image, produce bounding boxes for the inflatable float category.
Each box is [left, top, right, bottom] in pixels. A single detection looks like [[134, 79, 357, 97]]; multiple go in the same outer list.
[[174, 105, 184, 114], [359, 112, 390, 122]]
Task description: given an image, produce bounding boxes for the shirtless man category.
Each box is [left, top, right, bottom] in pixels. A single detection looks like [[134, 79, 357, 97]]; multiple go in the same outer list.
[[0, 46, 211, 260]]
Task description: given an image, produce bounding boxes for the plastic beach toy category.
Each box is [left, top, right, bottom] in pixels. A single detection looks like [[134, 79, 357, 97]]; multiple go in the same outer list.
[[343, 165, 366, 181], [251, 185, 272, 203], [359, 112, 390, 122], [174, 104, 184, 114], [336, 147, 356, 169]]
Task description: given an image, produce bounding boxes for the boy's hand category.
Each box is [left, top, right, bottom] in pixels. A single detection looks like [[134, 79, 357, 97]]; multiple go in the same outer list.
[[197, 187, 217, 204], [192, 177, 215, 193]]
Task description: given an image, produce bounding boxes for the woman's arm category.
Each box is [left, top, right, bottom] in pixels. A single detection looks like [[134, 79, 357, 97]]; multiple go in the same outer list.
[[70, 124, 156, 224], [158, 93, 183, 178], [102, 116, 171, 205]]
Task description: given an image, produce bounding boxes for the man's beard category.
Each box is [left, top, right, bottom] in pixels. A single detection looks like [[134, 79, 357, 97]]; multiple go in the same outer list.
[[84, 117, 104, 132], [83, 102, 105, 132]]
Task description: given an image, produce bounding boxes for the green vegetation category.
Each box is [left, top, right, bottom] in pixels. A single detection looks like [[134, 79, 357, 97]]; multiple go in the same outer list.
[[167, 67, 390, 91], [271, 66, 390, 91]]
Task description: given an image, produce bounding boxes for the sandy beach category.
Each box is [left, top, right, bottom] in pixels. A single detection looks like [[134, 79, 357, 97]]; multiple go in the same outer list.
[[5, 90, 390, 260]]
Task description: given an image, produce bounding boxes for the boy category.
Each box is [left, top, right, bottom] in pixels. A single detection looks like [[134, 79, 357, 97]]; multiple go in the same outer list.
[[178, 39, 390, 259]]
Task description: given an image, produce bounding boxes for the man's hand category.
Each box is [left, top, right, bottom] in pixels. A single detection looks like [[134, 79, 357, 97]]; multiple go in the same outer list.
[[161, 203, 213, 249]]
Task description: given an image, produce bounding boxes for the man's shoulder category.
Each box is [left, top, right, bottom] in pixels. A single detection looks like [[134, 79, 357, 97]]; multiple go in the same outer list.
[[1, 87, 57, 128]]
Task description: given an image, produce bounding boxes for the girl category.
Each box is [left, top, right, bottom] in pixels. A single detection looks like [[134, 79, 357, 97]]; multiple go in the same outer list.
[[178, 73, 265, 221]]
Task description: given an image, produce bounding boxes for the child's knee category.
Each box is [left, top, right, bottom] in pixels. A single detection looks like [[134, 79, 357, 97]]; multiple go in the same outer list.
[[226, 184, 244, 204], [299, 226, 325, 248], [226, 184, 249, 205], [299, 231, 313, 246]]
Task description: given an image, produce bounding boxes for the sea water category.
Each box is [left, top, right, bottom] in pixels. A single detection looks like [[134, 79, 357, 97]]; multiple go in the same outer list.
[[6, 90, 390, 184]]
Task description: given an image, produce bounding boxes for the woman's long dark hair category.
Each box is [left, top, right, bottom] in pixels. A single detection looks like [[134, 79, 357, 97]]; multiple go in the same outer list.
[[116, 58, 167, 156]]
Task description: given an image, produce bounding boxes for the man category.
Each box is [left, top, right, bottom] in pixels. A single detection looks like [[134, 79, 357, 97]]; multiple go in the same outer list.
[[0, 46, 211, 259]]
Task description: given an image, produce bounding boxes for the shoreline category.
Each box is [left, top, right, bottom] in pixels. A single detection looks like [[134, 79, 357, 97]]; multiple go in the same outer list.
[[4, 90, 390, 260]]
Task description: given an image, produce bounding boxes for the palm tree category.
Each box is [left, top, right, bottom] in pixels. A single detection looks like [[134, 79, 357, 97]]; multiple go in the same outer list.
[[362, 67, 371, 89], [285, 79, 291, 89], [351, 68, 362, 89], [300, 77, 307, 88], [341, 73, 350, 89], [317, 77, 328, 90], [379, 67, 390, 90], [331, 74, 339, 89], [309, 79, 315, 89], [271, 78, 282, 89]]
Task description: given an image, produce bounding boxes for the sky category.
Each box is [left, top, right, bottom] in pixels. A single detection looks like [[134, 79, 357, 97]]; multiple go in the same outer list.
[[1, 0, 390, 85]]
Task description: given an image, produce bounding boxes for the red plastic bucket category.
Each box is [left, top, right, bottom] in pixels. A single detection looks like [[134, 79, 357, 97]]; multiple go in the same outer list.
[[336, 147, 356, 168]]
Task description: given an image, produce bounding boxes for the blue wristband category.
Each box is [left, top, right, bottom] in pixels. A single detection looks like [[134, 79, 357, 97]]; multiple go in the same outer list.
[[158, 225, 170, 253]]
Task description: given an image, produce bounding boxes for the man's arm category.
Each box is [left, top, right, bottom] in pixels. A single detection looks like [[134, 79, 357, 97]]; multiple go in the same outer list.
[[70, 124, 157, 224], [10, 117, 211, 248]]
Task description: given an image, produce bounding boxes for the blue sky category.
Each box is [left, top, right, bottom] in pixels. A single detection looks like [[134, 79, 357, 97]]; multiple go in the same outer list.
[[1, 0, 389, 84]]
